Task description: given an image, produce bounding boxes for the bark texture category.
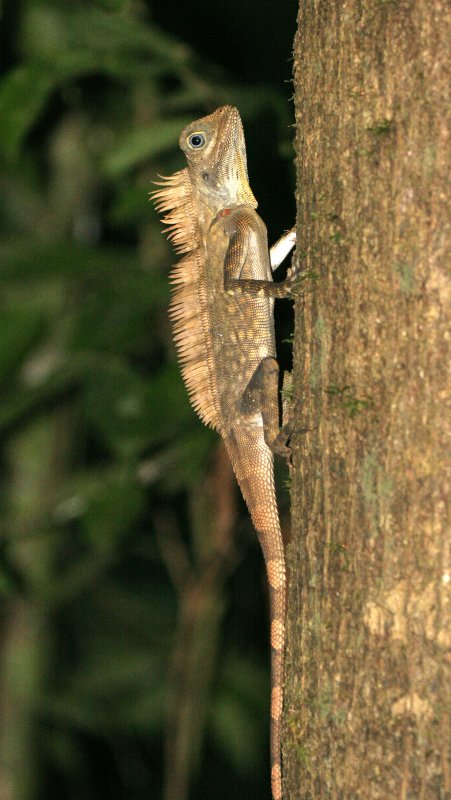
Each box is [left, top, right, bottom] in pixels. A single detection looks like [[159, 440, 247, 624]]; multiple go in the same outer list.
[[285, 2, 450, 798]]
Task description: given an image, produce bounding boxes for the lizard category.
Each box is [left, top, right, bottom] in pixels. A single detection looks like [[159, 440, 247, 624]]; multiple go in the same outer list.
[[152, 105, 297, 800]]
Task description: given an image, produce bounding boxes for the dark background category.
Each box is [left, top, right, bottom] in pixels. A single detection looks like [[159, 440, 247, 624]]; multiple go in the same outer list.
[[0, 1, 297, 798]]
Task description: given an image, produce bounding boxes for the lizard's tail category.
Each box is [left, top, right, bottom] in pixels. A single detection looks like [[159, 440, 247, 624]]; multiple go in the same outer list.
[[224, 427, 286, 800]]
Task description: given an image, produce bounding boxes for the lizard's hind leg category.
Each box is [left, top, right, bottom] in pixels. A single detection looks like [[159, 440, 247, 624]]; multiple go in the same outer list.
[[241, 357, 292, 459]]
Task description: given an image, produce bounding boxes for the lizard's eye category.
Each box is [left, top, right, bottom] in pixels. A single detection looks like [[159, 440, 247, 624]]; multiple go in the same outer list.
[[187, 132, 206, 149]]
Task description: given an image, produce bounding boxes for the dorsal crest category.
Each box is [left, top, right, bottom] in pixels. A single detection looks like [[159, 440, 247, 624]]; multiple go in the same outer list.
[[151, 169, 220, 430]]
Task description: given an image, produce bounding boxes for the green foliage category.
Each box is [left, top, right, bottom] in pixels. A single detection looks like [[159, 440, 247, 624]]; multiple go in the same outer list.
[[102, 117, 193, 176], [0, 1, 294, 798], [210, 656, 269, 771], [0, 65, 56, 160]]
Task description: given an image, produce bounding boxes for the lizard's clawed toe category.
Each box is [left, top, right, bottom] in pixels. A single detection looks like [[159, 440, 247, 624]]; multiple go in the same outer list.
[[271, 428, 292, 461]]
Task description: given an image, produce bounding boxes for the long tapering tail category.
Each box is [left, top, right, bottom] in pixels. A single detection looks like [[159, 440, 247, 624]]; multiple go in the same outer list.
[[224, 424, 286, 800]]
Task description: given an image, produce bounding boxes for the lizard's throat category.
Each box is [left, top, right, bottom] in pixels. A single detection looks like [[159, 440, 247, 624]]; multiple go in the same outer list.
[[224, 152, 258, 207], [194, 150, 257, 211]]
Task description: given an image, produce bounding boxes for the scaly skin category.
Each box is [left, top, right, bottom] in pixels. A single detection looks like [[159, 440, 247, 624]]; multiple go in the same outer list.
[[152, 105, 297, 800]]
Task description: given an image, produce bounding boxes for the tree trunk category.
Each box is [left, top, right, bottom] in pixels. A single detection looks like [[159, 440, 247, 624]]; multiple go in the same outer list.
[[285, 2, 449, 798]]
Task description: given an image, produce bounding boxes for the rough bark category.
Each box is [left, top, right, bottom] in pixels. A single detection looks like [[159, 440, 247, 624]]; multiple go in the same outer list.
[[285, 2, 450, 798]]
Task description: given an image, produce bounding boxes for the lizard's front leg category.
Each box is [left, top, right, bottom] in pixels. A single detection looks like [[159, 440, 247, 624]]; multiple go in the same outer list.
[[224, 217, 299, 298]]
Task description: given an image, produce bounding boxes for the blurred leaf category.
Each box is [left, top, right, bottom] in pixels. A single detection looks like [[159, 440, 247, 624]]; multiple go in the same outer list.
[[210, 694, 262, 772], [21, 4, 192, 68], [219, 655, 268, 711], [0, 238, 164, 284], [81, 472, 145, 552], [93, 0, 128, 10], [210, 655, 268, 771], [102, 117, 190, 176], [71, 648, 163, 698], [0, 366, 76, 432], [109, 685, 164, 731], [45, 677, 163, 734], [45, 729, 88, 781], [157, 427, 216, 492], [0, 65, 55, 160], [66, 270, 168, 356], [0, 169, 45, 233], [0, 306, 45, 381], [0, 5, 196, 162], [92, 581, 175, 637], [108, 183, 152, 226], [42, 695, 103, 733], [82, 361, 192, 458], [0, 1, 294, 796]]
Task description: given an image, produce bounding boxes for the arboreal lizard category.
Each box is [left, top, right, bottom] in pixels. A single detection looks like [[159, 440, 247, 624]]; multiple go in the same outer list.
[[152, 105, 297, 800]]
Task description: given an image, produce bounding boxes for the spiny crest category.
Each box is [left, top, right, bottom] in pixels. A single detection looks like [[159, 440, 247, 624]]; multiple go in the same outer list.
[[151, 170, 220, 431], [151, 170, 195, 253]]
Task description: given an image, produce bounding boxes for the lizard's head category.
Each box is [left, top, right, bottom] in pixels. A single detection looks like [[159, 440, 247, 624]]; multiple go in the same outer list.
[[179, 105, 257, 210]]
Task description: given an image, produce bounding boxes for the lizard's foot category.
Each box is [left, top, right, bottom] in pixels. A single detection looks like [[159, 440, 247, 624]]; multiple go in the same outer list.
[[271, 424, 293, 461], [283, 258, 305, 296]]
